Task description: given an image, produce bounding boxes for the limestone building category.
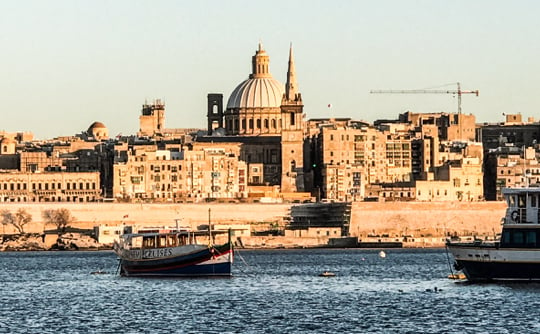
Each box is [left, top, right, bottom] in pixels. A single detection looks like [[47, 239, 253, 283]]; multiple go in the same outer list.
[[0, 125, 108, 202], [112, 142, 248, 201], [138, 99, 165, 137]]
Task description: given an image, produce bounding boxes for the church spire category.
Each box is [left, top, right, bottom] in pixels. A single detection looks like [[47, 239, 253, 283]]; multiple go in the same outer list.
[[285, 43, 299, 101]]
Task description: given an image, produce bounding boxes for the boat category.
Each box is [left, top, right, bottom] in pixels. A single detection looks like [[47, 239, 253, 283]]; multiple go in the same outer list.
[[319, 271, 336, 277], [446, 186, 540, 282], [114, 226, 233, 277], [447, 273, 466, 280]]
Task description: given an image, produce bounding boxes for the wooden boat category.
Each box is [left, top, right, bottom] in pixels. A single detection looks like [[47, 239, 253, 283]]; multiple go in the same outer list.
[[447, 186, 540, 282], [114, 226, 233, 277]]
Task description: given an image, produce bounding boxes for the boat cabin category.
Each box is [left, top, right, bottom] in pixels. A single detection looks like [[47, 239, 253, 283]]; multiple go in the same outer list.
[[501, 187, 540, 248], [122, 229, 198, 250], [503, 187, 540, 225]]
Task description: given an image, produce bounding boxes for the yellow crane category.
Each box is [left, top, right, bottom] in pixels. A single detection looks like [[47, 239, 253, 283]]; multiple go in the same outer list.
[[370, 82, 479, 115]]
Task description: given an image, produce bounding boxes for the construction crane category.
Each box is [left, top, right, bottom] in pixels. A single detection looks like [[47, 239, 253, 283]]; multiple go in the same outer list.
[[370, 82, 479, 115]]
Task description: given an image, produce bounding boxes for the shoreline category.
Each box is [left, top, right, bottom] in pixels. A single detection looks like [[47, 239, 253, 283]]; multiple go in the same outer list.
[[0, 201, 504, 251], [0, 231, 455, 252]]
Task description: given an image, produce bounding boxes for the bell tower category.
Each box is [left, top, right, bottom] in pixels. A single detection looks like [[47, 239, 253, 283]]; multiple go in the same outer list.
[[280, 44, 305, 192], [207, 93, 223, 135]]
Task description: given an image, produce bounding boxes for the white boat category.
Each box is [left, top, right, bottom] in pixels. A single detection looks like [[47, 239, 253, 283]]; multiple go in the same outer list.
[[447, 186, 540, 282]]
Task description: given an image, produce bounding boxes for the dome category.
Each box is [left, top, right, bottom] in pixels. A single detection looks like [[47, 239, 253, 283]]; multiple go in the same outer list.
[[0, 137, 15, 144], [87, 121, 109, 140], [0, 137, 16, 155], [226, 77, 284, 109], [88, 121, 106, 131]]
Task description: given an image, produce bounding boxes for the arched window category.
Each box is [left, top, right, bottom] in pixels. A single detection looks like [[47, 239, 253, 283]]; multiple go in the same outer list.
[[256, 119, 261, 129], [242, 119, 246, 131], [249, 119, 254, 129], [271, 119, 276, 129], [290, 160, 296, 172], [264, 119, 269, 129]]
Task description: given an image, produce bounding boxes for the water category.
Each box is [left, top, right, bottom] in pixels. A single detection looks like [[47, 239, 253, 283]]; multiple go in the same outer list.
[[1, 249, 540, 334]]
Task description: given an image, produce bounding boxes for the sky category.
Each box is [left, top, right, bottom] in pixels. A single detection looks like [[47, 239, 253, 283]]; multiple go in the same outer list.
[[1, 0, 540, 139]]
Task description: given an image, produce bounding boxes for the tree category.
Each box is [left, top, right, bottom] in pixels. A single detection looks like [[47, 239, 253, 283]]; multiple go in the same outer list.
[[1, 210, 14, 234], [42, 208, 76, 234], [14, 209, 32, 234], [1, 209, 32, 234]]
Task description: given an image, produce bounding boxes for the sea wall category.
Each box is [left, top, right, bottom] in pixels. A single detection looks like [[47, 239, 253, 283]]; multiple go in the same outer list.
[[350, 201, 505, 238], [0, 201, 505, 243]]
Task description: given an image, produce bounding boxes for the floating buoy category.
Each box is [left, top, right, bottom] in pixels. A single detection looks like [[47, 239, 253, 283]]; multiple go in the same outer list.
[[91, 270, 108, 275], [379, 251, 386, 258]]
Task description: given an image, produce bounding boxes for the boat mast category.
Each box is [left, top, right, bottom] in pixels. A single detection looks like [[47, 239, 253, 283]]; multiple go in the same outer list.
[[208, 208, 213, 246]]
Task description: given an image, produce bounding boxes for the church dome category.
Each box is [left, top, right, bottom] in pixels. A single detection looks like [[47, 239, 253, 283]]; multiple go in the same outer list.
[[87, 121, 109, 140], [226, 77, 284, 109], [226, 42, 284, 110], [88, 121, 106, 131], [0, 137, 15, 144], [0, 137, 16, 154]]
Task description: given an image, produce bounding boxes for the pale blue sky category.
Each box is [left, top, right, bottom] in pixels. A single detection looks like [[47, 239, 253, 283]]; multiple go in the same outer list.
[[1, 0, 539, 139]]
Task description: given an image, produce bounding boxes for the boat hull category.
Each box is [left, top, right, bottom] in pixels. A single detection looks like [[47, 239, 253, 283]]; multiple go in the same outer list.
[[118, 243, 233, 277], [447, 243, 540, 282]]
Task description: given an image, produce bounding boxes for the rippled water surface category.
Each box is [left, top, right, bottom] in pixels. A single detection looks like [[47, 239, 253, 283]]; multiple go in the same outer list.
[[1, 249, 540, 333]]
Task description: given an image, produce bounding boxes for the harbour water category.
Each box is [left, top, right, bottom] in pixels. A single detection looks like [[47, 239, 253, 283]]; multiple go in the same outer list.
[[1, 249, 539, 333]]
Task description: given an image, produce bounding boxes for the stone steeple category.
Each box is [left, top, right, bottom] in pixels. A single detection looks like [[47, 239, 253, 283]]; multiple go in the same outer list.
[[285, 43, 301, 102], [280, 42, 305, 193]]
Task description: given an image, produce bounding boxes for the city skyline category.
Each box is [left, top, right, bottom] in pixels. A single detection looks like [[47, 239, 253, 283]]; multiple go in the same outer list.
[[1, 0, 539, 139]]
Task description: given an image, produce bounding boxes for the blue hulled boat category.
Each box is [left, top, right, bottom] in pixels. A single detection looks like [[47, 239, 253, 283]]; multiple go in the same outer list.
[[114, 227, 233, 277]]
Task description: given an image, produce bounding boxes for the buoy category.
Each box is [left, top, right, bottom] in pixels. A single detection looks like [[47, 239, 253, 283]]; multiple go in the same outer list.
[[91, 270, 108, 275], [379, 250, 386, 258]]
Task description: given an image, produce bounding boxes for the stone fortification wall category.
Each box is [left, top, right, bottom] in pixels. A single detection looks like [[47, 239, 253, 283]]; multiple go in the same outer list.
[[351, 201, 506, 238], [0, 203, 291, 234], [0, 201, 505, 238]]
